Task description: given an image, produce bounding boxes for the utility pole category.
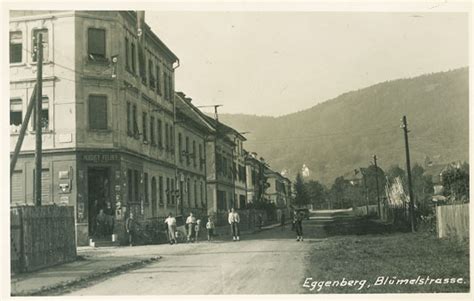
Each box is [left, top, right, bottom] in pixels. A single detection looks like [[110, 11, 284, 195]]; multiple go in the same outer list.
[[401, 115, 416, 232], [373, 155, 381, 218], [362, 170, 369, 214], [34, 33, 43, 207]]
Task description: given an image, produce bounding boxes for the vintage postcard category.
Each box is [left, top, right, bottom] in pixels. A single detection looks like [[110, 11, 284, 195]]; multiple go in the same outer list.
[[2, 1, 472, 300]]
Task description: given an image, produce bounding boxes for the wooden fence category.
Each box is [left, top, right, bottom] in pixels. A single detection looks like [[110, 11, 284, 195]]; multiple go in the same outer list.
[[436, 203, 469, 240], [11, 205, 77, 273]]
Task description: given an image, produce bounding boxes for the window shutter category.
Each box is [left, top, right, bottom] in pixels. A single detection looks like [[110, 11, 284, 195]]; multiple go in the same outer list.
[[11, 170, 24, 204]]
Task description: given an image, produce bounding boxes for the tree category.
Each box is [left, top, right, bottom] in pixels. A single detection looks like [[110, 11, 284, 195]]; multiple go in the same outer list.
[[305, 180, 327, 209], [442, 162, 469, 203], [293, 172, 310, 206]]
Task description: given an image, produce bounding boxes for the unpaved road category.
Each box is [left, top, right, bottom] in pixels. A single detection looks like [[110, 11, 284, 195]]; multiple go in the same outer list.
[[67, 225, 319, 295]]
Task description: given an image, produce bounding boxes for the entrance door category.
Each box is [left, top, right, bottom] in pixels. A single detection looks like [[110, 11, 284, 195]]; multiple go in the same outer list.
[[88, 168, 111, 237]]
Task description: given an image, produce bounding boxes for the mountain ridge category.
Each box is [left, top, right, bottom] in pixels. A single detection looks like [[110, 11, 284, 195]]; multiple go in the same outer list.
[[218, 67, 469, 185]]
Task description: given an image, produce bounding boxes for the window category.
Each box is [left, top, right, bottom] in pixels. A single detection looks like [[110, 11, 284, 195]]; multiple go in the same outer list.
[[32, 96, 49, 131], [185, 137, 190, 165], [131, 43, 136, 73], [158, 176, 164, 205], [187, 179, 191, 207], [32, 29, 49, 62], [127, 169, 133, 202], [166, 178, 170, 204], [144, 172, 149, 204], [125, 37, 130, 70], [10, 31, 22, 63], [155, 65, 162, 95], [10, 98, 22, 126], [165, 123, 169, 151], [164, 73, 169, 100], [148, 60, 155, 88], [88, 28, 106, 60], [198, 144, 203, 170], [142, 112, 147, 142], [88, 95, 107, 130], [138, 48, 146, 84], [126, 102, 132, 135], [200, 181, 205, 207], [134, 170, 139, 203], [168, 74, 173, 99], [194, 180, 198, 208], [171, 179, 175, 204], [151, 177, 157, 216], [157, 119, 163, 148], [178, 133, 183, 162], [133, 104, 138, 137], [150, 116, 155, 145], [192, 141, 196, 167], [170, 124, 174, 151]]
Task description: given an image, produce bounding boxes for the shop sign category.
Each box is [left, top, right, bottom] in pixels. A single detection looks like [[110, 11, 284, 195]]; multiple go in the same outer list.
[[81, 153, 120, 163]]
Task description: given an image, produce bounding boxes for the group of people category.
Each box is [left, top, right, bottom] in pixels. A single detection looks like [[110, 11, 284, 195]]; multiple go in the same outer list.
[[126, 207, 305, 247], [163, 208, 242, 244]]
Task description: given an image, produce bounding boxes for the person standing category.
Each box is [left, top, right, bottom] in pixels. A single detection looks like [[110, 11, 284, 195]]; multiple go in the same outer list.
[[206, 217, 215, 242], [186, 212, 196, 242], [294, 210, 304, 241], [164, 212, 177, 245], [125, 212, 138, 246], [96, 209, 107, 237], [257, 213, 263, 231], [228, 208, 240, 241], [194, 219, 202, 242]]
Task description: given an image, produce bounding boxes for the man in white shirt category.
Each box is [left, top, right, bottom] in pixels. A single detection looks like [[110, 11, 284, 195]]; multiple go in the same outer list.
[[186, 212, 196, 242], [228, 208, 241, 241], [164, 213, 177, 244]]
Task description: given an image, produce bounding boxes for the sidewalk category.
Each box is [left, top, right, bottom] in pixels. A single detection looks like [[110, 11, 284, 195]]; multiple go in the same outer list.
[[11, 246, 161, 296]]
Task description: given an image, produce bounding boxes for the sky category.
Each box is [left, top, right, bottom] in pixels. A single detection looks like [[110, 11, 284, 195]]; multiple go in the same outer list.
[[146, 11, 468, 117]]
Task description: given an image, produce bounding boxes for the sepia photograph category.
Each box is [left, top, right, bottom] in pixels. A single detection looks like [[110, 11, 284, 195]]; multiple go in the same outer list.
[[1, 1, 472, 299]]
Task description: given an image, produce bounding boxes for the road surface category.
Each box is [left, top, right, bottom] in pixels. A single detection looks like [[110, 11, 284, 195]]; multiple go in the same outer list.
[[67, 211, 343, 295]]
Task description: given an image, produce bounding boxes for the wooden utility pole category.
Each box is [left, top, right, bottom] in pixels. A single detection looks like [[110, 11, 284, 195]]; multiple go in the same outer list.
[[401, 116, 416, 232], [34, 33, 43, 206], [373, 155, 381, 218]]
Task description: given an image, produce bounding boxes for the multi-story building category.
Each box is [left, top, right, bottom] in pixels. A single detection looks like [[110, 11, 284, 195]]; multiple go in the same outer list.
[[265, 168, 292, 209], [230, 131, 247, 209], [9, 11, 179, 245], [245, 151, 266, 204], [174, 92, 213, 217]]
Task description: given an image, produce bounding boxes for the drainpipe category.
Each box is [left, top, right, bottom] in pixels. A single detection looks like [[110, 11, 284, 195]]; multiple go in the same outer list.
[[172, 59, 180, 218]]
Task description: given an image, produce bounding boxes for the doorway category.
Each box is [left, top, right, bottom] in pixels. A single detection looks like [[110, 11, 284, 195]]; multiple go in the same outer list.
[[88, 167, 111, 237]]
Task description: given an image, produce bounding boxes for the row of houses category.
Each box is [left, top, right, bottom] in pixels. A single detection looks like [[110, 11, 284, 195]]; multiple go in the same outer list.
[[9, 10, 292, 245]]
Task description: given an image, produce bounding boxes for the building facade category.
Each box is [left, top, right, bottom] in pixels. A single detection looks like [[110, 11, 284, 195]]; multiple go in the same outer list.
[[10, 11, 179, 245]]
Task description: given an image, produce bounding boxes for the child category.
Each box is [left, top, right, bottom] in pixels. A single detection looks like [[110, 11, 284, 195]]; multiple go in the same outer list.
[[206, 217, 215, 242], [195, 219, 201, 242]]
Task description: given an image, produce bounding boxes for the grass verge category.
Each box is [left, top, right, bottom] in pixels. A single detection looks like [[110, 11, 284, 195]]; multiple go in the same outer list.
[[305, 229, 469, 294]]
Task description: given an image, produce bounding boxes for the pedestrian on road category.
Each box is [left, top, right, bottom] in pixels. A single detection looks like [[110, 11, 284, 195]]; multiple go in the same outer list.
[[165, 212, 177, 245], [125, 212, 138, 246], [257, 213, 263, 231], [228, 208, 240, 241], [195, 219, 202, 242], [206, 217, 215, 241], [186, 212, 196, 243], [294, 210, 304, 241]]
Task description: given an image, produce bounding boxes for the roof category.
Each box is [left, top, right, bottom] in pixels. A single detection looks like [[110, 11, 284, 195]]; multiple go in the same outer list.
[[174, 92, 215, 134]]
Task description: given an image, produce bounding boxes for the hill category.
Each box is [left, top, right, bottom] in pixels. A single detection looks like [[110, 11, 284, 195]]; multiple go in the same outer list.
[[218, 68, 469, 185]]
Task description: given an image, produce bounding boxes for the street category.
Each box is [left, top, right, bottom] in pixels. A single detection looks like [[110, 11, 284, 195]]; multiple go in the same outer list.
[[67, 215, 329, 295]]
